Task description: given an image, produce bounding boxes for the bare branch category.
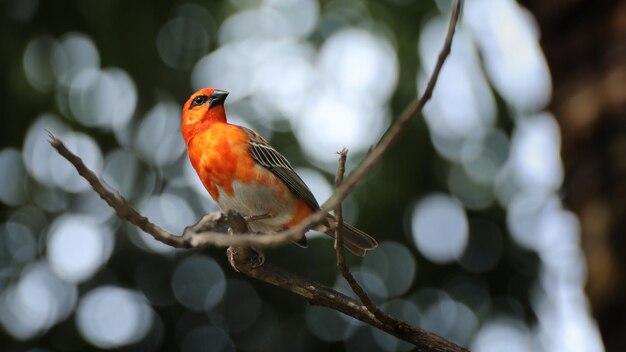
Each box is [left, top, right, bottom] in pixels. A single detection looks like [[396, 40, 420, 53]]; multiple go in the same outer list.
[[334, 147, 347, 256], [254, 0, 464, 241], [47, 1, 465, 350], [203, 190, 469, 351], [50, 0, 461, 251], [48, 136, 467, 350], [319, 0, 461, 214], [49, 133, 308, 248], [334, 149, 387, 321], [48, 135, 467, 351], [232, 259, 468, 352], [49, 133, 189, 249]]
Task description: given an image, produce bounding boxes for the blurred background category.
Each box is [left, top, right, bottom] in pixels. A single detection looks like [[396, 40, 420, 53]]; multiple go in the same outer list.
[[0, 0, 623, 351]]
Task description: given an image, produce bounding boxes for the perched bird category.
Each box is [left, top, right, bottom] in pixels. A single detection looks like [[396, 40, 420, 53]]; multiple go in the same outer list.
[[181, 88, 377, 256]]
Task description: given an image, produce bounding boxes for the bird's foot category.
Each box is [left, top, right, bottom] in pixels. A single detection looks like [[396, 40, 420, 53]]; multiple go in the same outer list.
[[227, 245, 265, 272]]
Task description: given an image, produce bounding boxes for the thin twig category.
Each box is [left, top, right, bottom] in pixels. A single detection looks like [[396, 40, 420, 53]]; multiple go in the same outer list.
[[48, 133, 189, 248], [257, 0, 463, 242], [196, 0, 462, 247], [232, 260, 468, 352], [47, 2, 465, 350], [48, 0, 461, 251], [50, 0, 463, 347], [334, 148, 347, 258], [50, 132, 298, 249], [49, 0, 461, 250], [319, 0, 461, 215], [334, 149, 387, 321], [50, 134, 467, 350]]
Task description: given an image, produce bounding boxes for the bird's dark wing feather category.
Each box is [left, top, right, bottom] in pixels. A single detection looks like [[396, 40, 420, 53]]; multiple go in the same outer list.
[[243, 127, 321, 212]]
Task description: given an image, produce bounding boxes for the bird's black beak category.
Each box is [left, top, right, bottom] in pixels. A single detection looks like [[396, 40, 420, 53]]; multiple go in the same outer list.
[[209, 89, 229, 107]]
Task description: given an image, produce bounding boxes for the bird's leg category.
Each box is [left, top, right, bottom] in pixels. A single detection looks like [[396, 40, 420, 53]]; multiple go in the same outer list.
[[227, 227, 265, 270], [227, 246, 265, 270], [244, 213, 273, 222]]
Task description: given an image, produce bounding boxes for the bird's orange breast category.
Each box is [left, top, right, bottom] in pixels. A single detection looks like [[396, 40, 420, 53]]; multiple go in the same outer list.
[[186, 122, 316, 231], [186, 123, 284, 201], [187, 123, 251, 200]]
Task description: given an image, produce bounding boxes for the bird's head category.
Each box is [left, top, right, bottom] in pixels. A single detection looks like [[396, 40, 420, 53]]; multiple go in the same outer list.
[[181, 88, 229, 143]]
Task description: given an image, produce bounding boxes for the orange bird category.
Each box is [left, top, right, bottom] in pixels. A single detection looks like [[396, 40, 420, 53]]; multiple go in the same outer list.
[[181, 88, 377, 256]]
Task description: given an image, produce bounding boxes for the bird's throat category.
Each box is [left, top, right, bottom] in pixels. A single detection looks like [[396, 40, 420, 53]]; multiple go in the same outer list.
[[182, 107, 227, 144]]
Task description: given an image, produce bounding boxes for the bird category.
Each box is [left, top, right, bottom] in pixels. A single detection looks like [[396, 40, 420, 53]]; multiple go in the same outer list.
[[181, 87, 377, 256]]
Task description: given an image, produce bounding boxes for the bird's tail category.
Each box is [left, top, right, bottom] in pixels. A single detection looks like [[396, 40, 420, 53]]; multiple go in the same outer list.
[[323, 216, 378, 257]]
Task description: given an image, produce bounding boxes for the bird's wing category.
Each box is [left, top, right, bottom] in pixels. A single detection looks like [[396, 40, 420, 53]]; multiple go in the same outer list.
[[243, 127, 321, 211]]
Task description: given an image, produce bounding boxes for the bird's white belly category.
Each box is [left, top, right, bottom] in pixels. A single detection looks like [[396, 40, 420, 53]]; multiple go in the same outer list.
[[216, 180, 295, 233]]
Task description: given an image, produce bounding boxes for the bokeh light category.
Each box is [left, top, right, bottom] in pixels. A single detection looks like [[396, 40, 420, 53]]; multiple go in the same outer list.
[[294, 167, 333, 204], [22, 116, 103, 193], [471, 316, 532, 352], [47, 214, 114, 283], [102, 148, 141, 198], [69, 67, 137, 131], [362, 241, 416, 297], [510, 113, 563, 192], [319, 29, 397, 100], [411, 194, 469, 264], [419, 24, 496, 143], [133, 193, 194, 253], [220, 0, 318, 43], [296, 90, 390, 165], [76, 286, 154, 349], [0, 262, 77, 340], [134, 102, 185, 167], [22, 114, 68, 187], [23, 35, 56, 92], [157, 14, 211, 70], [247, 41, 316, 120], [465, 0, 552, 113], [171, 255, 226, 311], [51, 33, 100, 87]]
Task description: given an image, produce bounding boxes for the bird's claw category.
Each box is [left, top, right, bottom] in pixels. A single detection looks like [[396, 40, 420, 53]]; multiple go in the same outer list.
[[227, 246, 265, 272], [249, 246, 265, 267]]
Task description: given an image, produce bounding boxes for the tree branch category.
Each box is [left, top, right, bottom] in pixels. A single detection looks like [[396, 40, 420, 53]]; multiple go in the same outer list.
[[334, 149, 388, 322], [231, 260, 467, 352], [48, 1, 464, 350], [334, 147, 347, 260], [181, 0, 463, 249], [48, 0, 460, 251], [52, 0, 461, 251], [242, 0, 463, 244], [48, 132, 190, 249], [319, 0, 461, 214], [50, 135, 466, 350]]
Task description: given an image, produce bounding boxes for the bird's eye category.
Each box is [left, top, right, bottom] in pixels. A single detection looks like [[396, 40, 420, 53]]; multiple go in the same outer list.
[[190, 95, 208, 108]]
